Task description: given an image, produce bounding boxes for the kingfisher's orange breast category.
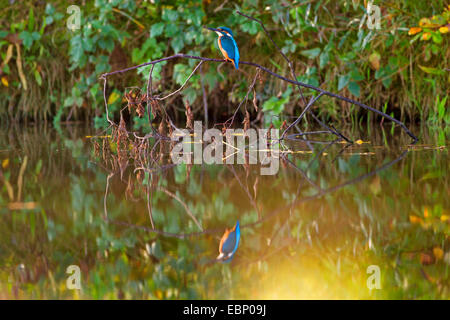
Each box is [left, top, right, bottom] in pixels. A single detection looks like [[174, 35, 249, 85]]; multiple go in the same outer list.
[[218, 36, 237, 68], [218, 228, 231, 253], [218, 36, 230, 61]]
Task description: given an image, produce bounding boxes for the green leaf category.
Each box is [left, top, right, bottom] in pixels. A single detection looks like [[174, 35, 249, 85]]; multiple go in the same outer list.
[[183, 87, 198, 105], [385, 33, 394, 47], [297, 67, 319, 87], [300, 48, 321, 59], [418, 65, 444, 75], [149, 241, 164, 259], [382, 77, 392, 89], [348, 81, 360, 97], [241, 21, 259, 35], [350, 69, 364, 81], [95, 55, 110, 74], [438, 97, 446, 121], [19, 31, 34, 49], [319, 51, 329, 69], [409, 33, 422, 44], [270, 58, 283, 72], [375, 65, 393, 80], [430, 44, 439, 55], [45, 3, 55, 16], [171, 35, 184, 53], [98, 38, 115, 52], [69, 35, 85, 66], [184, 29, 196, 45], [338, 75, 349, 91], [64, 96, 74, 107], [164, 24, 178, 37], [282, 39, 296, 54], [262, 97, 278, 112], [90, 83, 100, 97], [28, 7, 35, 32], [151, 22, 164, 37], [34, 70, 42, 86], [190, 8, 205, 26], [420, 171, 441, 181], [83, 38, 94, 52], [54, 12, 64, 21], [432, 32, 443, 44], [261, 88, 290, 115], [162, 9, 179, 22]]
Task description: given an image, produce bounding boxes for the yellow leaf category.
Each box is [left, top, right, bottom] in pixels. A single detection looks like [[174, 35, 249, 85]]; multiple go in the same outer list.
[[1, 76, 8, 87], [155, 289, 163, 299], [419, 18, 440, 28], [2, 44, 13, 66], [439, 26, 449, 34], [424, 207, 430, 218], [421, 32, 431, 40], [355, 139, 364, 145], [7, 201, 38, 210], [108, 91, 120, 105], [409, 215, 423, 224], [408, 27, 422, 35], [433, 247, 444, 260], [2, 158, 9, 168], [419, 65, 443, 75], [369, 52, 380, 70], [419, 18, 431, 26], [440, 214, 449, 222]]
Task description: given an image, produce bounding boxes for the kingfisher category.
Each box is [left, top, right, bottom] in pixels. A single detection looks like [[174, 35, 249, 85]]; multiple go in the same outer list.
[[206, 26, 240, 69], [217, 221, 241, 263]]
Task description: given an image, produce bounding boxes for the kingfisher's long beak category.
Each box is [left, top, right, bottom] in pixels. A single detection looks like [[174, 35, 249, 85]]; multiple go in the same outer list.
[[204, 26, 220, 33]]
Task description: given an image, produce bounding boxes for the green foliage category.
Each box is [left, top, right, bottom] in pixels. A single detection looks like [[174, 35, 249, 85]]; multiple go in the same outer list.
[[428, 95, 449, 125], [262, 86, 292, 126]]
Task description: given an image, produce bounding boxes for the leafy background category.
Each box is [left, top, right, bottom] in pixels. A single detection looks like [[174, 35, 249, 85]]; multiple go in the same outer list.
[[0, 0, 448, 127]]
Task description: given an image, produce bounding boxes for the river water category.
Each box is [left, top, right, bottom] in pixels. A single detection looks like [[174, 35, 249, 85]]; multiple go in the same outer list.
[[0, 124, 448, 299]]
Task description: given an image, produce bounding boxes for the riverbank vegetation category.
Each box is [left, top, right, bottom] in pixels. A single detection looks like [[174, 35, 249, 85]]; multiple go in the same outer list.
[[1, 1, 448, 126]]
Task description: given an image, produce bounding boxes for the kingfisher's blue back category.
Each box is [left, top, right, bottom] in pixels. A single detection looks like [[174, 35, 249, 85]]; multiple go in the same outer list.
[[217, 221, 240, 262], [217, 27, 240, 69]]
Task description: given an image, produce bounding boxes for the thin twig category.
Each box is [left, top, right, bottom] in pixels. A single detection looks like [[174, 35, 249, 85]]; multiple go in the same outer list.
[[103, 172, 114, 220], [147, 63, 155, 128], [158, 61, 204, 101], [158, 186, 203, 231], [101, 77, 116, 127], [200, 64, 209, 127], [146, 180, 155, 229], [224, 70, 260, 128], [281, 92, 325, 139]]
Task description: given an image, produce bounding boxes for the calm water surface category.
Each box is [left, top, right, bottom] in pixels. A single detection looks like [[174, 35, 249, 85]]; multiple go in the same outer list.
[[0, 124, 448, 299]]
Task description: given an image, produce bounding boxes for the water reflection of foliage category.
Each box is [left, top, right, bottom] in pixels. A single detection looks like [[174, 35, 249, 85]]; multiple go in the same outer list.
[[0, 125, 448, 299]]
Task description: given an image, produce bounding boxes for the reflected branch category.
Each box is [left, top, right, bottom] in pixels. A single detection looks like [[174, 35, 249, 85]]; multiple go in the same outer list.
[[102, 142, 409, 241], [158, 186, 203, 231]]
